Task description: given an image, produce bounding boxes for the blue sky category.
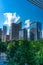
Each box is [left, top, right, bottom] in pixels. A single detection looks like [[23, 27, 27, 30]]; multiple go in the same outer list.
[[0, 0, 43, 29]]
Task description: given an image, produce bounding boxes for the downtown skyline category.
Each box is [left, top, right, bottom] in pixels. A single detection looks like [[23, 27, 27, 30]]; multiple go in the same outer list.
[[0, 0, 43, 37]]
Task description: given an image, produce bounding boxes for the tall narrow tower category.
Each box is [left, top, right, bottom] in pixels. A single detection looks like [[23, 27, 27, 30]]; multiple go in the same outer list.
[[0, 28, 2, 40], [2, 26, 7, 42]]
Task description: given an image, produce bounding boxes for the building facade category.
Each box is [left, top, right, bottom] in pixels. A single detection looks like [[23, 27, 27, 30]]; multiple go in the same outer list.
[[2, 26, 7, 42], [0, 28, 2, 40], [3, 35, 10, 42], [19, 29, 27, 40], [2, 26, 7, 36], [30, 22, 42, 41], [10, 22, 22, 40]]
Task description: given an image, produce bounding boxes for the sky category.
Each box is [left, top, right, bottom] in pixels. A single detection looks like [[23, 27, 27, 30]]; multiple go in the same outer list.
[[0, 0, 43, 37]]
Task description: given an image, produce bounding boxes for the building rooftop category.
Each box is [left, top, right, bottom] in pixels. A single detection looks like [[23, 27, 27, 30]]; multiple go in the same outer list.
[[27, 0, 43, 9], [30, 21, 41, 25]]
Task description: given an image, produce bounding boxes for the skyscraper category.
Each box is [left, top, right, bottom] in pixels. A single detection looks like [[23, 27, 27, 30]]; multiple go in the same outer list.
[[2, 26, 7, 36], [3, 35, 10, 42], [30, 22, 42, 41], [18, 22, 22, 30], [30, 28, 37, 40], [19, 28, 27, 40], [10, 22, 22, 40], [0, 28, 2, 40], [2, 26, 7, 42]]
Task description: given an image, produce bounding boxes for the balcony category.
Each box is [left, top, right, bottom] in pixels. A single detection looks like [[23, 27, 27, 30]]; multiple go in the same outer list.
[[27, 0, 43, 9]]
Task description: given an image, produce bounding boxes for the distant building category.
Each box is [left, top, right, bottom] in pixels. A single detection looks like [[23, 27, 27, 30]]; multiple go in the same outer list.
[[18, 22, 22, 30], [2, 26, 7, 42], [2, 35, 10, 42], [10, 22, 22, 40], [19, 28, 27, 40], [6, 35, 10, 42], [30, 22, 42, 41], [2, 36, 5, 42], [30, 28, 37, 40], [3, 35, 10, 42], [2, 26, 7, 36], [0, 28, 2, 39]]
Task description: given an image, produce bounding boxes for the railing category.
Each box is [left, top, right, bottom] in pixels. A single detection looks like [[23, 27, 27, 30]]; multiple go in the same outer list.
[[27, 0, 43, 9]]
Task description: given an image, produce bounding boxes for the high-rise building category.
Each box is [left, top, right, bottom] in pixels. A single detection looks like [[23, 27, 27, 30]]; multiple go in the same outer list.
[[19, 29, 27, 40], [3, 35, 10, 42], [2, 26, 7, 36], [6, 35, 10, 42], [2, 26, 7, 42], [0, 28, 2, 39], [10, 22, 22, 40], [30, 28, 37, 40], [18, 22, 22, 30], [30, 22, 42, 41]]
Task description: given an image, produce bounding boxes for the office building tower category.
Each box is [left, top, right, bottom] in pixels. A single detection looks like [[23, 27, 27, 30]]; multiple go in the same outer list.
[[2, 26, 7, 36], [6, 35, 10, 42], [10, 22, 22, 40], [19, 29, 27, 40], [10, 23, 19, 40], [18, 22, 22, 30], [3, 35, 10, 42], [0, 28, 2, 39], [30, 22, 42, 41], [2, 26, 7, 42], [30, 28, 37, 40]]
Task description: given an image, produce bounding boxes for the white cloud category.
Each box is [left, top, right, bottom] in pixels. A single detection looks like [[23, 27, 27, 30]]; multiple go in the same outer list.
[[4, 12, 20, 26], [4, 13, 12, 26], [22, 19, 30, 38], [12, 13, 20, 23], [23, 19, 30, 29], [25, 20, 30, 28]]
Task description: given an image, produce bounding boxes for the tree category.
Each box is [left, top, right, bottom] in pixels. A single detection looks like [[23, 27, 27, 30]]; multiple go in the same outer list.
[[0, 41, 7, 52], [13, 40, 39, 65]]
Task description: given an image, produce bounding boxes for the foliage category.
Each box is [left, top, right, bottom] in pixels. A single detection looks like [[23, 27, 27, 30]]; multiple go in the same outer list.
[[0, 40, 7, 52], [32, 40, 43, 65], [6, 40, 39, 65], [7, 40, 19, 58], [0, 40, 43, 65]]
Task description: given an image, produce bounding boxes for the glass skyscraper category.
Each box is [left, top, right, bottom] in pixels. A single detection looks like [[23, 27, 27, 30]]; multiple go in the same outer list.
[[30, 22, 42, 41], [19, 29, 27, 40]]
